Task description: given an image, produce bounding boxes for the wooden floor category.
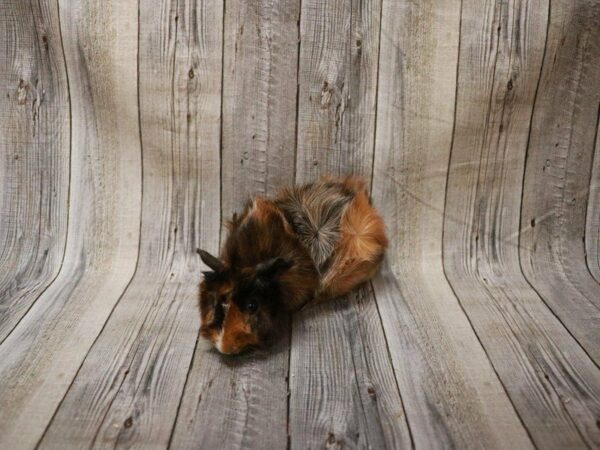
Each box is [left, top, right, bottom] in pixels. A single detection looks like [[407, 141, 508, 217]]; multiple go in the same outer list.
[[1, 0, 599, 449]]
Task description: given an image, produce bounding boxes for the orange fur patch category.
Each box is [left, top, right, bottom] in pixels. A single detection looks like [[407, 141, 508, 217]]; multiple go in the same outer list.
[[249, 197, 293, 234], [339, 189, 388, 259], [341, 174, 368, 193], [320, 189, 387, 299]]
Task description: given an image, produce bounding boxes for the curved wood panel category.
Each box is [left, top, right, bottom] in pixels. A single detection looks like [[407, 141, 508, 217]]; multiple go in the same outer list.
[[443, 0, 600, 447], [372, 1, 533, 448], [294, 0, 380, 181], [0, 0, 142, 447], [520, 0, 600, 362], [288, 1, 413, 448], [40, 0, 222, 447], [0, 0, 69, 342], [586, 115, 600, 282], [174, 1, 299, 448], [0, 0, 597, 447], [220, 0, 300, 221]]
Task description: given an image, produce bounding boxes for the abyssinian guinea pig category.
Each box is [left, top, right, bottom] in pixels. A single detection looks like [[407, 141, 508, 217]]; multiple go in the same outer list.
[[198, 175, 388, 354]]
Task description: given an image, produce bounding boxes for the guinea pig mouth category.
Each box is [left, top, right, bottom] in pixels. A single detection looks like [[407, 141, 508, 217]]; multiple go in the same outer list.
[[215, 345, 248, 355], [213, 340, 257, 355], [209, 330, 259, 355]]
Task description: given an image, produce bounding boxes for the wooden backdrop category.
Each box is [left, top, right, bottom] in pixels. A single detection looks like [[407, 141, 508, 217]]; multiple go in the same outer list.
[[1, 0, 599, 449]]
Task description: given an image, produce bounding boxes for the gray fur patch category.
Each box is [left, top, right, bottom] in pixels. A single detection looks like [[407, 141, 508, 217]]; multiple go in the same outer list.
[[275, 180, 354, 273]]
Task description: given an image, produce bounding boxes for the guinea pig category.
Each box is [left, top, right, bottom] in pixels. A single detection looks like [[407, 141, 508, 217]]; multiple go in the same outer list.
[[198, 175, 388, 355]]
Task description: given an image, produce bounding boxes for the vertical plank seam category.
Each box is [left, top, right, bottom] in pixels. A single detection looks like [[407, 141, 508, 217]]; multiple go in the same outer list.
[[0, 0, 73, 348], [548, 27, 600, 313], [346, 302, 373, 449], [163, 1, 205, 448], [342, 2, 376, 446], [368, 0, 384, 197], [439, 1, 541, 447], [86, 0, 185, 440], [368, 279, 414, 449], [472, 1, 503, 263], [349, 0, 404, 446], [583, 103, 600, 284], [516, 0, 600, 370], [368, 0, 414, 446], [292, 0, 302, 188], [287, 2, 303, 448], [218, 0, 226, 249], [169, 1, 180, 235], [86, 280, 172, 448], [168, 0, 227, 446], [34, 0, 146, 445], [30, 0, 44, 262]]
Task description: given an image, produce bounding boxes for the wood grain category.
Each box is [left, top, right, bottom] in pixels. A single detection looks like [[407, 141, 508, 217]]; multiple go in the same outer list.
[[39, 1, 222, 448], [0, 0, 69, 343], [220, 0, 300, 219], [586, 111, 600, 283], [289, 1, 413, 448], [295, 0, 381, 182], [520, 0, 600, 363], [0, 0, 598, 447], [372, 0, 534, 448], [289, 286, 411, 450], [443, 0, 600, 447], [0, 0, 142, 447], [171, 1, 298, 448]]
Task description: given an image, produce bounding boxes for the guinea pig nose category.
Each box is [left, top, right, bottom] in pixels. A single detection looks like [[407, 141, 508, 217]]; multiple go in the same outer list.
[[215, 336, 240, 355], [218, 344, 240, 355]]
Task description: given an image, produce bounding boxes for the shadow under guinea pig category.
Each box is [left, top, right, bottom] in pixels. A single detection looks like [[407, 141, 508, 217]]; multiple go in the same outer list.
[[204, 283, 371, 367]]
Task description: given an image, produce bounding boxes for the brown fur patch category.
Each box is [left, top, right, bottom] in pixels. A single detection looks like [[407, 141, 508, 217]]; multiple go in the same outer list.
[[199, 282, 214, 327], [219, 303, 258, 354], [249, 197, 294, 234]]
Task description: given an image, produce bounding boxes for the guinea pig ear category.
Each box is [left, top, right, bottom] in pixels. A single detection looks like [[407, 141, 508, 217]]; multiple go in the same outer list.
[[197, 249, 225, 273], [202, 270, 221, 284], [256, 257, 293, 280]]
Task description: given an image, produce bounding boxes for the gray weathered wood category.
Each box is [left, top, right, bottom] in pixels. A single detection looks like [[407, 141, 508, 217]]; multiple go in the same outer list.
[[295, 0, 380, 182], [0, 0, 69, 343], [220, 0, 300, 220], [371, 0, 534, 448], [171, 1, 299, 448], [520, 0, 600, 363], [289, 1, 413, 448], [586, 113, 600, 283], [289, 285, 411, 450], [39, 1, 222, 448], [0, 1, 142, 448], [443, 0, 600, 447], [0, 0, 599, 447]]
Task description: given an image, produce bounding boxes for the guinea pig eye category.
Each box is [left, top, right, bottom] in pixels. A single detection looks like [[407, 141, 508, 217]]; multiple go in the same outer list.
[[245, 299, 259, 313]]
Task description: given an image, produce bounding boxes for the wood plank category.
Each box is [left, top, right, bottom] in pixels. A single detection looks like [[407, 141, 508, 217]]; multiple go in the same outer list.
[[520, 0, 600, 362], [220, 0, 299, 219], [290, 285, 412, 449], [0, 0, 142, 447], [39, 1, 222, 448], [443, 0, 600, 447], [289, 1, 412, 448], [295, 0, 380, 182], [0, 0, 69, 342], [586, 112, 600, 283], [371, 0, 534, 448], [170, 1, 300, 448]]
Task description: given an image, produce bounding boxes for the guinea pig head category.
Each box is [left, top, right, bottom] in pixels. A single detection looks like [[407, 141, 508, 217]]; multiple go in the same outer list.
[[198, 249, 293, 355]]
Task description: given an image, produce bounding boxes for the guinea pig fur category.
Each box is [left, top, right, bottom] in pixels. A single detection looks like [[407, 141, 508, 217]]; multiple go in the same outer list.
[[198, 175, 388, 355]]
